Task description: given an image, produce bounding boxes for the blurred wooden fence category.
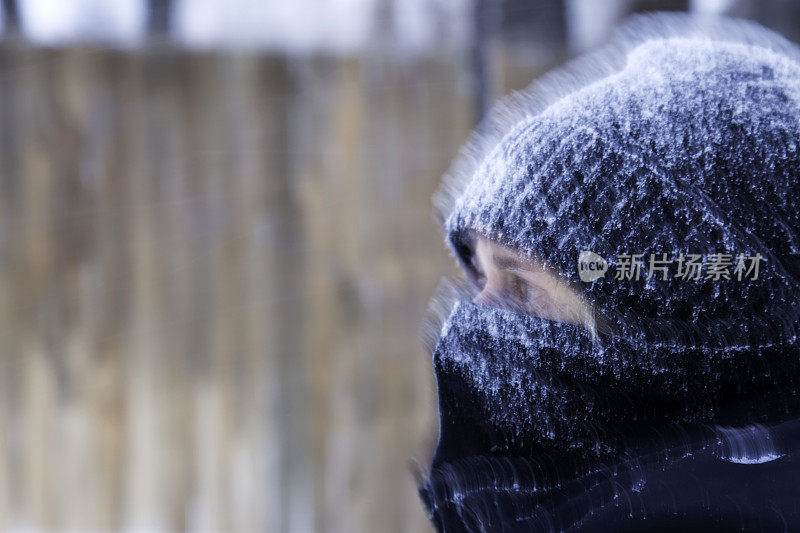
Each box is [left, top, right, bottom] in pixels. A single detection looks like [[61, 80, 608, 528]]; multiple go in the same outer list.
[[0, 44, 479, 532]]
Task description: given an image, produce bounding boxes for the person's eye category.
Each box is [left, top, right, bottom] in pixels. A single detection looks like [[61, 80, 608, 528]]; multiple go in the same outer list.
[[509, 274, 529, 303]]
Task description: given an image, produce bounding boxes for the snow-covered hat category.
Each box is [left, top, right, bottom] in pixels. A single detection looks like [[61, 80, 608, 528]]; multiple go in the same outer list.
[[439, 12, 800, 346]]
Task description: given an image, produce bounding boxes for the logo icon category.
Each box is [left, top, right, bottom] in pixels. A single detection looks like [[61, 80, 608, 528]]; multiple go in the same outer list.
[[578, 251, 608, 282]]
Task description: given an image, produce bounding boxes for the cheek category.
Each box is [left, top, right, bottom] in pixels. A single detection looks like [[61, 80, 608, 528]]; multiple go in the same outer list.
[[520, 274, 593, 327], [548, 291, 593, 327]]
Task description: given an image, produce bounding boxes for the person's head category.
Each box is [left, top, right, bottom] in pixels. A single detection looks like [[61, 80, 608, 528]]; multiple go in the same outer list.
[[420, 12, 800, 532]]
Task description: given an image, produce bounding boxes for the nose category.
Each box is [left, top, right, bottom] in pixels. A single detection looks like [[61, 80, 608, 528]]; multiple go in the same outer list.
[[473, 289, 489, 305], [473, 287, 498, 307]]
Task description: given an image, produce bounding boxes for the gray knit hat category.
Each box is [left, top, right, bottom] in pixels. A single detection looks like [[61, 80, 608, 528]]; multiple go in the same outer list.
[[438, 12, 800, 347]]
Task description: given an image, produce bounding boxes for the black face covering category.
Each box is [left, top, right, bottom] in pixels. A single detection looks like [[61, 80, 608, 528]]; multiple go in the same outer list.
[[419, 13, 800, 532], [420, 295, 800, 531], [429, 298, 800, 467]]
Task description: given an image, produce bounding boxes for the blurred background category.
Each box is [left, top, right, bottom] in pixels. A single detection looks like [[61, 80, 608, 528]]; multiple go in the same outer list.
[[0, 0, 798, 531]]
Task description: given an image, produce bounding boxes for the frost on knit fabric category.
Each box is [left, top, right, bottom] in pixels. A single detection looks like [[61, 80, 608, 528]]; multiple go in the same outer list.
[[420, 12, 800, 532]]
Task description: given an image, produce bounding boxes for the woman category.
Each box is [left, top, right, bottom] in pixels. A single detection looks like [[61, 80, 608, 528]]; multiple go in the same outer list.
[[419, 12, 800, 532]]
